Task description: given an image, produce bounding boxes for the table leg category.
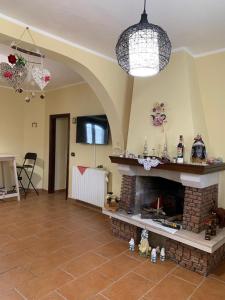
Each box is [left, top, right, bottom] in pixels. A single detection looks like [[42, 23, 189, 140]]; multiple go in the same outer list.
[[13, 158, 20, 201]]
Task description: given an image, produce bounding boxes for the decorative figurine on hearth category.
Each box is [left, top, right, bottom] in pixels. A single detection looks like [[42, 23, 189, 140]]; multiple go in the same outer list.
[[104, 192, 119, 212], [156, 246, 161, 256], [160, 248, 166, 261], [138, 229, 151, 257], [151, 102, 167, 127], [129, 238, 135, 252], [151, 248, 157, 263], [191, 134, 207, 164], [205, 221, 212, 240]]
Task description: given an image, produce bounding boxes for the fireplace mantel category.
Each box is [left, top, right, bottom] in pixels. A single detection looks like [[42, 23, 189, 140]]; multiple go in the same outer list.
[[109, 156, 225, 175]]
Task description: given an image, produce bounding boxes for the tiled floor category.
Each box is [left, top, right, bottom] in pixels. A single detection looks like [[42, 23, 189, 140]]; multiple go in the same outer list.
[[0, 192, 225, 300]]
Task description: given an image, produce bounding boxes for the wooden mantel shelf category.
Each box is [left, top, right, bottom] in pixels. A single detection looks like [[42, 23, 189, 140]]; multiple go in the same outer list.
[[109, 156, 225, 175]]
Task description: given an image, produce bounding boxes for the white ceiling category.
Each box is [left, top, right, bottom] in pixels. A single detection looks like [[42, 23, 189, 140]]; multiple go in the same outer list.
[[0, 0, 225, 59], [0, 43, 83, 90]]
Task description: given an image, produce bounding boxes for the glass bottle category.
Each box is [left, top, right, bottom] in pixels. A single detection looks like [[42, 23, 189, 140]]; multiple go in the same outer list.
[[177, 135, 184, 163]]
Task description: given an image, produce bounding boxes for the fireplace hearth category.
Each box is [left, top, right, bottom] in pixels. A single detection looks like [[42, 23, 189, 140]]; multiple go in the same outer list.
[[104, 157, 225, 275]]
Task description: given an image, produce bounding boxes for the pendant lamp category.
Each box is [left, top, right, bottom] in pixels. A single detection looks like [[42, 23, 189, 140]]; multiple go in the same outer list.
[[115, 0, 171, 77]]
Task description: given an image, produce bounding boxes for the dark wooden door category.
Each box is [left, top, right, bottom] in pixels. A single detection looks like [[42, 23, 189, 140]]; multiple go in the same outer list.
[[48, 113, 70, 199]]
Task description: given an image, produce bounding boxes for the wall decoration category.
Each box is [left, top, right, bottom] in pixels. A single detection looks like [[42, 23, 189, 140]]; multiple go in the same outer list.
[[191, 134, 207, 163], [0, 27, 51, 102], [32, 66, 51, 90], [151, 103, 167, 127], [0, 56, 28, 92], [138, 157, 162, 171]]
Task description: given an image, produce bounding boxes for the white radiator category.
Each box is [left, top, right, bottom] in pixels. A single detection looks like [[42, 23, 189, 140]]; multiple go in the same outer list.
[[72, 166, 108, 207]]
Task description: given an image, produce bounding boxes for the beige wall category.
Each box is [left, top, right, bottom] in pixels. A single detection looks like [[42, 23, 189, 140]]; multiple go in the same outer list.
[[0, 88, 45, 189], [127, 52, 197, 159], [0, 17, 133, 150], [54, 118, 68, 191], [127, 50, 225, 207], [195, 52, 225, 207], [0, 88, 24, 158], [44, 83, 121, 197]]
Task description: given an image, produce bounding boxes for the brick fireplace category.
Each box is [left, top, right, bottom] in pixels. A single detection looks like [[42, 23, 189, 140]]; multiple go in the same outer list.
[[120, 174, 218, 234], [104, 156, 225, 275]]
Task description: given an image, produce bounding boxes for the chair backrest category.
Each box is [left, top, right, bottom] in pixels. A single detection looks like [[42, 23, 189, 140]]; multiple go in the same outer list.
[[25, 152, 37, 161]]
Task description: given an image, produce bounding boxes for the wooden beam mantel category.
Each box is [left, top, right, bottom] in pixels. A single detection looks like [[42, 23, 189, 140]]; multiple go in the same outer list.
[[109, 156, 225, 175]]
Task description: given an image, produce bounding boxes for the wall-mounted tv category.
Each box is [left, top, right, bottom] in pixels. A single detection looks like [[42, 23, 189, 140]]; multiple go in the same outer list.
[[76, 114, 110, 145]]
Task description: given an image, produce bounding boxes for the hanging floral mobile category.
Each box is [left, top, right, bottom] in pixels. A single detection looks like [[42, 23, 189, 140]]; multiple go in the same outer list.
[[0, 54, 28, 93], [0, 27, 52, 102], [150, 102, 167, 127]]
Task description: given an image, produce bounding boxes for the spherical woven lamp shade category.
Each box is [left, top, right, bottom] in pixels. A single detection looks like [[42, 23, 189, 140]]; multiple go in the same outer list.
[[115, 11, 171, 77]]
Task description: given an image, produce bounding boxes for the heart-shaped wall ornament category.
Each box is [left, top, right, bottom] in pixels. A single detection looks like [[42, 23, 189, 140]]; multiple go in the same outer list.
[[0, 62, 28, 91], [32, 67, 51, 90]]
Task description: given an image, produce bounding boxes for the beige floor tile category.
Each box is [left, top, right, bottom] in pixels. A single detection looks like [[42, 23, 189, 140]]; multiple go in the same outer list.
[[97, 254, 140, 281], [40, 291, 65, 299], [27, 250, 71, 276], [210, 260, 225, 283], [0, 250, 34, 274], [144, 275, 196, 300], [0, 267, 35, 294], [191, 277, 225, 300], [0, 289, 24, 300], [61, 252, 108, 277], [134, 259, 176, 283], [16, 269, 73, 299], [59, 270, 112, 300], [102, 272, 154, 300], [172, 266, 203, 285], [94, 240, 127, 259]]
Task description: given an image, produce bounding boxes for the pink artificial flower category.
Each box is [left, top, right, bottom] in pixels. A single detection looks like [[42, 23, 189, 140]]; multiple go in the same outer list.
[[3, 71, 13, 79], [43, 75, 51, 82]]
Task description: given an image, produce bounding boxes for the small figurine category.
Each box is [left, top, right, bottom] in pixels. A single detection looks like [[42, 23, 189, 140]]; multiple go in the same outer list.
[[129, 238, 135, 252], [205, 223, 212, 240], [210, 211, 217, 236], [156, 246, 161, 256], [151, 248, 157, 263], [191, 134, 207, 164], [104, 193, 119, 212], [138, 229, 151, 257], [160, 248, 165, 261]]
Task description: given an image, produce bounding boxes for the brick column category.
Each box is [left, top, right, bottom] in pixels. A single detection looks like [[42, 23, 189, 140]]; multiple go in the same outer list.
[[119, 175, 136, 213], [182, 185, 218, 233]]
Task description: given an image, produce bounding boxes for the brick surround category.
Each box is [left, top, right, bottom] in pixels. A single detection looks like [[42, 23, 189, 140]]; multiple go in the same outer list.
[[182, 185, 218, 233], [119, 175, 136, 212], [110, 217, 225, 276], [110, 217, 140, 242], [166, 239, 225, 276]]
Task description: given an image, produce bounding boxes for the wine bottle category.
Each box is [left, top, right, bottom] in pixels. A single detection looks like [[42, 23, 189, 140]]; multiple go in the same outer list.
[[177, 135, 184, 163]]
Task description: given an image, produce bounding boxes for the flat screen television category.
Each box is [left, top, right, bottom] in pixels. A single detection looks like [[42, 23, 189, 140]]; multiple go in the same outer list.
[[76, 114, 110, 145]]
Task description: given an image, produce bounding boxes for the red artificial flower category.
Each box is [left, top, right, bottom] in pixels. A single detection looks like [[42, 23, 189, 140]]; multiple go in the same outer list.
[[44, 75, 51, 82], [3, 71, 13, 79], [8, 54, 17, 64]]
